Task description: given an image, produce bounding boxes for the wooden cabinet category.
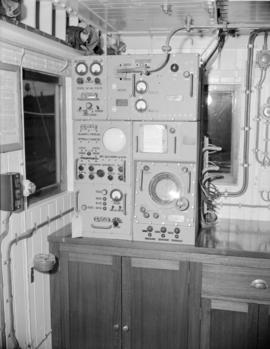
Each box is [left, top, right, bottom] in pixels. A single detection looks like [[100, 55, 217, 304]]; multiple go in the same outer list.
[[49, 233, 270, 349], [61, 253, 121, 349], [50, 245, 201, 349], [122, 257, 201, 349], [201, 263, 270, 349]]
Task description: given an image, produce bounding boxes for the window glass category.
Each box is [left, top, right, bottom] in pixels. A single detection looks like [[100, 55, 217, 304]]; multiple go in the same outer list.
[[204, 84, 240, 183], [23, 69, 64, 201]]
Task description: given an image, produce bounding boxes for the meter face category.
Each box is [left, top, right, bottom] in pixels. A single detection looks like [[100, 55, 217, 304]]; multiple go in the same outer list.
[[75, 62, 88, 75]]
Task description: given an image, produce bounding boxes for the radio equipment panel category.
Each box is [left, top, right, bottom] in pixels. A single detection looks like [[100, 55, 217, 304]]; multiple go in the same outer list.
[[74, 121, 132, 239], [107, 53, 200, 121], [72, 58, 106, 120], [72, 53, 201, 244], [133, 161, 198, 244]]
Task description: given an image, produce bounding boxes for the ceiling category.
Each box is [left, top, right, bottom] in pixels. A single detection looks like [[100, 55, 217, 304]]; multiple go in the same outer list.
[[76, 0, 270, 34]]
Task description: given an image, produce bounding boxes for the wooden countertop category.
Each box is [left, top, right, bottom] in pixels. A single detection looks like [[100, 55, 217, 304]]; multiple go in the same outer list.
[[48, 222, 270, 262]]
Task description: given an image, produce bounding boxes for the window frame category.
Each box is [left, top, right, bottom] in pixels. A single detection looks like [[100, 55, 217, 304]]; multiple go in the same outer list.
[[22, 69, 67, 205], [205, 83, 241, 185]]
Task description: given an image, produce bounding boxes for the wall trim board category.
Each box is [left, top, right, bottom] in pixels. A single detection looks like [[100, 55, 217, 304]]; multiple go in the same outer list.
[[0, 20, 81, 63]]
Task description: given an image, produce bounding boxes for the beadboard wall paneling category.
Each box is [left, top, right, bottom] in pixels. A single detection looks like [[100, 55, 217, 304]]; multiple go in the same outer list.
[[1, 24, 75, 347]]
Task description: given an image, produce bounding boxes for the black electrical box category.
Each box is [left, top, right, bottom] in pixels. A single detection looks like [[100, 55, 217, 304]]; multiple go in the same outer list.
[[0, 173, 23, 212]]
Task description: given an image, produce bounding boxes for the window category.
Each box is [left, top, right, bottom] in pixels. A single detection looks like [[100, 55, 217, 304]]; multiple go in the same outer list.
[[204, 84, 240, 184], [23, 69, 66, 202]]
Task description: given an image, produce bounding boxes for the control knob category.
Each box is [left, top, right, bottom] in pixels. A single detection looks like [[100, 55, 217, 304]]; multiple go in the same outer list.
[[176, 197, 189, 211], [110, 189, 123, 202], [135, 99, 147, 112], [97, 169, 105, 177], [136, 80, 148, 94]]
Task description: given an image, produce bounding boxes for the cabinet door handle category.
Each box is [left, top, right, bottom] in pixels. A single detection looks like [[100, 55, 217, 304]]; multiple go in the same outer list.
[[122, 325, 129, 332], [250, 279, 268, 289], [113, 324, 120, 331]]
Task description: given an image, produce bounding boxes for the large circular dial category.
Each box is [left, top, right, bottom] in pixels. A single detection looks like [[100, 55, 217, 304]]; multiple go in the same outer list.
[[135, 99, 147, 112], [149, 172, 181, 206], [103, 128, 126, 152], [75, 62, 87, 75], [90, 61, 103, 75], [136, 80, 148, 94]]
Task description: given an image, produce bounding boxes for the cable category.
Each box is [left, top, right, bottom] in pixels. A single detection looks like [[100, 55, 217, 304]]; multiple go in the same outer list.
[[34, 330, 52, 349], [5, 207, 74, 349], [0, 212, 13, 349], [118, 26, 228, 76], [201, 29, 226, 70], [117, 24, 215, 75], [263, 32, 268, 50]]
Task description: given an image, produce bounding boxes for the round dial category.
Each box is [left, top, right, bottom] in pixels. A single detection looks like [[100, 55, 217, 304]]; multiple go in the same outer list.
[[110, 189, 123, 202], [75, 62, 88, 76], [103, 128, 126, 152], [136, 80, 147, 94], [135, 99, 147, 112], [149, 173, 181, 206], [90, 61, 103, 75], [176, 197, 189, 211]]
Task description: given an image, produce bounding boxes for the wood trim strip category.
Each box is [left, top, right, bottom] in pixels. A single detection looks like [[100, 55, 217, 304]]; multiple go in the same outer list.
[[257, 304, 270, 349], [122, 257, 131, 349], [247, 304, 258, 349], [68, 253, 112, 265], [60, 251, 71, 349], [112, 256, 122, 349], [188, 262, 202, 349], [49, 242, 62, 349], [131, 258, 179, 270], [211, 299, 248, 313], [200, 298, 211, 349]]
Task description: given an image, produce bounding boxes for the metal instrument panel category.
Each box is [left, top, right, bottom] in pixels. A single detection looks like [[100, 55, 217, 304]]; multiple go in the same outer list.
[[107, 53, 200, 121], [72, 53, 201, 244]]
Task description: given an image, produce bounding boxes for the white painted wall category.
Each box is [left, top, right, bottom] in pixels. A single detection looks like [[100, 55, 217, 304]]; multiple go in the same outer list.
[[0, 21, 79, 349]]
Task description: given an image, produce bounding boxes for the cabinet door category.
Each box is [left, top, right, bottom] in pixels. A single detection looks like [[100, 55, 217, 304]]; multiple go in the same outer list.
[[201, 299, 270, 349], [257, 304, 270, 349], [122, 257, 201, 349], [60, 252, 121, 349]]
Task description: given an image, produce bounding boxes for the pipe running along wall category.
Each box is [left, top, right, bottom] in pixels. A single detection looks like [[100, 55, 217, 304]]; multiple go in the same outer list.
[[254, 32, 270, 167], [4, 207, 74, 349], [220, 28, 270, 198]]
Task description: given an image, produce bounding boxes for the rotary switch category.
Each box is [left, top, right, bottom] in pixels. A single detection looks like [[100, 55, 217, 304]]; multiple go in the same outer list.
[[176, 197, 189, 211], [135, 99, 147, 112], [110, 189, 123, 202], [136, 81, 147, 94]]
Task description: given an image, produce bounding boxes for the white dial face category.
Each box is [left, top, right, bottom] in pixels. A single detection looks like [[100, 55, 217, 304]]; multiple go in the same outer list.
[[103, 128, 126, 152], [90, 62, 102, 75], [136, 80, 147, 94], [75, 62, 87, 75], [110, 189, 123, 202], [135, 99, 147, 112]]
